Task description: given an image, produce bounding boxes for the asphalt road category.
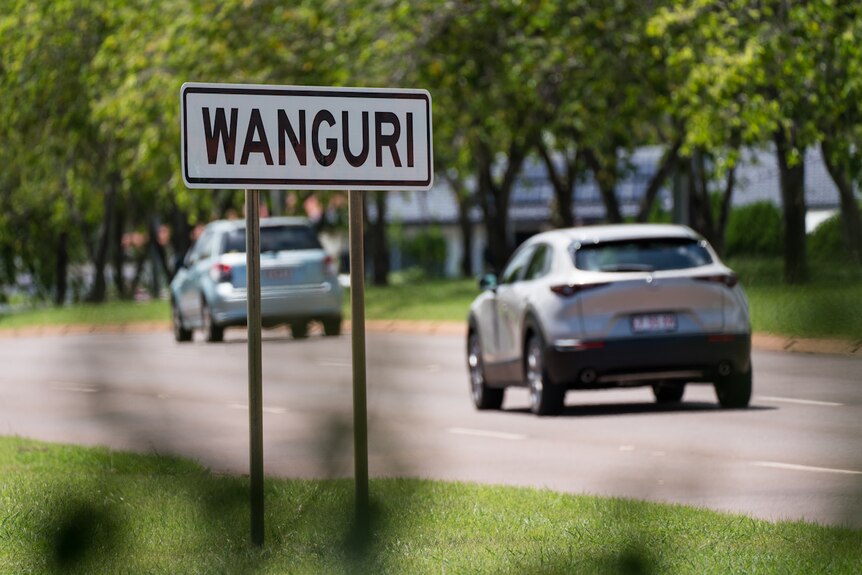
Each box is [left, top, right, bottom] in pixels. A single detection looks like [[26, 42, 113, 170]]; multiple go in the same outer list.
[[1, 329, 860, 529]]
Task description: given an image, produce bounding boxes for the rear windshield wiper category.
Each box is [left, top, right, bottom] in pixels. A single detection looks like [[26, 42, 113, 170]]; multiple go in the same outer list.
[[599, 263, 655, 272]]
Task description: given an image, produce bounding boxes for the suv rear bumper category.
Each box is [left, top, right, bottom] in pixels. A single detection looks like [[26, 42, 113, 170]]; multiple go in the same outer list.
[[544, 333, 751, 389], [211, 282, 343, 327]]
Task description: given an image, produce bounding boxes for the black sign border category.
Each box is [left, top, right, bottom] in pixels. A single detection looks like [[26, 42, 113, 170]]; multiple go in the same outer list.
[[181, 85, 433, 189]]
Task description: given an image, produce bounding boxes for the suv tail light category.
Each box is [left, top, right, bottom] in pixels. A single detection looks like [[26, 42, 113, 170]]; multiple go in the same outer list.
[[694, 273, 738, 288], [210, 263, 232, 284], [323, 254, 338, 277], [550, 282, 609, 297]]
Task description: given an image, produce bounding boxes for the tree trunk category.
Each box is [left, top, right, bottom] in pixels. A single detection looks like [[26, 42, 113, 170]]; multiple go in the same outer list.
[[170, 202, 194, 276], [821, 139, 862, 265], [112, 205, 126, 299], [713, 163, 737, 257], [583, 148, 622, 223], [636, 139, 682, 222], [87, 187, 116, 302], [774, 129, 809, 284], [446, 175, 475, 277], [537, 140, 577, 228], [475, 138, 530, 273], [688, 150, 717, 245], [148, 216, 172, 284], [53, 231, 68, 307], [369, 192, 389, 286]]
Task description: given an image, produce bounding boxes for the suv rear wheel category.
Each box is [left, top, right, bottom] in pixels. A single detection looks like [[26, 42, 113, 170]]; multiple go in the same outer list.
[[652, 382, 685, 403], [290, 320, 309, 339], [322, 317, 342, 337], [525, 332, 565, 416], [715, 364, 752, 408], [201, 301, 224, 343]]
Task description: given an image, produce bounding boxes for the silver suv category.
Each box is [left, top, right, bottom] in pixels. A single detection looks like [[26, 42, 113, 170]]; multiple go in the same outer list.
[[467, 224, 752, 415], [170, 217, 343, 342]]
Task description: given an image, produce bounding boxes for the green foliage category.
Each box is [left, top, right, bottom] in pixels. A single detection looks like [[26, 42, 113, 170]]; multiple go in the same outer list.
[[725, 202, 783, 257], [396, 227, 448, 278], [3, 0, 862, 296], [808, 212, 850, 264]]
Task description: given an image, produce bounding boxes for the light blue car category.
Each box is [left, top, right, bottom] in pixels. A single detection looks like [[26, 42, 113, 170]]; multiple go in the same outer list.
[[170, 217, 343, 342]]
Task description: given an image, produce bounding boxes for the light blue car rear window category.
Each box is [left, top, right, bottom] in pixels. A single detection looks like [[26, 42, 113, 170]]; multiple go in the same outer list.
[[573, 238, 713, 272], [221, 226, 322, 254]]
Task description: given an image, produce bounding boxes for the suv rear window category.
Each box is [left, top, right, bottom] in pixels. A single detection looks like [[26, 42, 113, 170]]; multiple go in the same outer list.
[[221, 225, 322, 254], [573, 237, 713, 272]]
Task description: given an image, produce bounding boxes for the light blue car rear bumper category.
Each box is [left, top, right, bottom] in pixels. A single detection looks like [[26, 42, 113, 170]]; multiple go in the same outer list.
[[209, 281, 343, 326]]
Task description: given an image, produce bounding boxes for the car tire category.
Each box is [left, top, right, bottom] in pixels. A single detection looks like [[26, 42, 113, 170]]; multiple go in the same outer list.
[[525, 332, 565, 416], [201, 300, 224, 343], [322, 317, 342, 337], [291, 321, 309, 339], [652, 382, 685, 403], [172, 300, 192, 343], [715, 363, 752, 409], [467, 330, 504, 410]]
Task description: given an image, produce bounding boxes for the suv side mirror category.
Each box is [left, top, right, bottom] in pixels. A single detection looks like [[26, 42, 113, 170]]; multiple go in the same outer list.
[[479, 273, 498, 291]]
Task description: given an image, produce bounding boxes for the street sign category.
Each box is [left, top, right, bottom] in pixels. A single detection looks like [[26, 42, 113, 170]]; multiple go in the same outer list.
[[181, 82, 433, 190], [180, 81, 432, 546]]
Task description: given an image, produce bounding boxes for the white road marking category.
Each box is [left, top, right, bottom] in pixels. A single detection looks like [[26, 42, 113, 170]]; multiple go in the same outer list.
[[228, 404, 286, 414], [318, 360, 351, 368], [756, 395, 844, 407], [751, 461, 862, 476], [448, 427, 526, 441], [157, 393, 170, 399], [50, 383, 99, 393], [619, 445, 635, 452]]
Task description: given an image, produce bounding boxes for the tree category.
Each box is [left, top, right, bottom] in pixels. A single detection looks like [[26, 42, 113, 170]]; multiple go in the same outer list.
[[0, 0, 114, 303], [812, 3, 862, 265], [651, 1, 826, 283], [406, 1, 551, 272]]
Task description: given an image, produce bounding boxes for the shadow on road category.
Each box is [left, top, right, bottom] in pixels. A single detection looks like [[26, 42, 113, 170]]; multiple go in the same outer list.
[[505, 401, 777, 418]]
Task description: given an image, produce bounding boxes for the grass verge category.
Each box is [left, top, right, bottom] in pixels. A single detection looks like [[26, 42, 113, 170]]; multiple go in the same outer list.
[[729, 257, 862, 341], [0, 300, 168, 330], [1, 436, 860, 574]]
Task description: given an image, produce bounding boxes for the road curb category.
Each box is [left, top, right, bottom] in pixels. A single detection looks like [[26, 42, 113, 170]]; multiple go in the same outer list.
[[0, 320, 859, 357]]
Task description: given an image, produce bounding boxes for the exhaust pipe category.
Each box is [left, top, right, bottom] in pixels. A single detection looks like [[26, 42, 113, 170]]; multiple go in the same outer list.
[[718, 361, 732, 377], [580, 368, 597, 385]]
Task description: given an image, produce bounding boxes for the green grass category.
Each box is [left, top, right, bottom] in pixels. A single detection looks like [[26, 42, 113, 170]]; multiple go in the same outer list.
[[2, 258, 861, 341], [1, 436, 859, 574], [728, 257, 862, 341], [356, 276, 477, 322], [0, 300, 169, 330]]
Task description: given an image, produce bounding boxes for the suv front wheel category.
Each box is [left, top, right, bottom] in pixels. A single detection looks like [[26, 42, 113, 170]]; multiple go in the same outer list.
[[468, 331, 504, 410], [172, 300, 192, 343], [525, 332, 565, 416]]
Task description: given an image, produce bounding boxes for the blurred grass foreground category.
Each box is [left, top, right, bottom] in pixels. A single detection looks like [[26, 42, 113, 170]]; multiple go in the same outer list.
[[1, 437, 859, 574]]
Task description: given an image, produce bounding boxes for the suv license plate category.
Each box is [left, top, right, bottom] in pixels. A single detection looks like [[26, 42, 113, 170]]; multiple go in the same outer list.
[[631, 313, 677, 333]]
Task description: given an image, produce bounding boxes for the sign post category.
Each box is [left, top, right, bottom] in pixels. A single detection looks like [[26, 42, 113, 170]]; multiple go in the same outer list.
[[348, 190, 369, 520], [244, 189, 264, 545], [181, 82, 432, 544]]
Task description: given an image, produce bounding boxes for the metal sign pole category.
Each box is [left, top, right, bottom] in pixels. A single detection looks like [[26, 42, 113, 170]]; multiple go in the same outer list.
[[245, 189, 265, 545], [348, 189, 369, 523]]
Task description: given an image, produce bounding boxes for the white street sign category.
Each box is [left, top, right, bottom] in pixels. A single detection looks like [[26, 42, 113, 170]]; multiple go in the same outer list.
[[181, 83, 433, 190]]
